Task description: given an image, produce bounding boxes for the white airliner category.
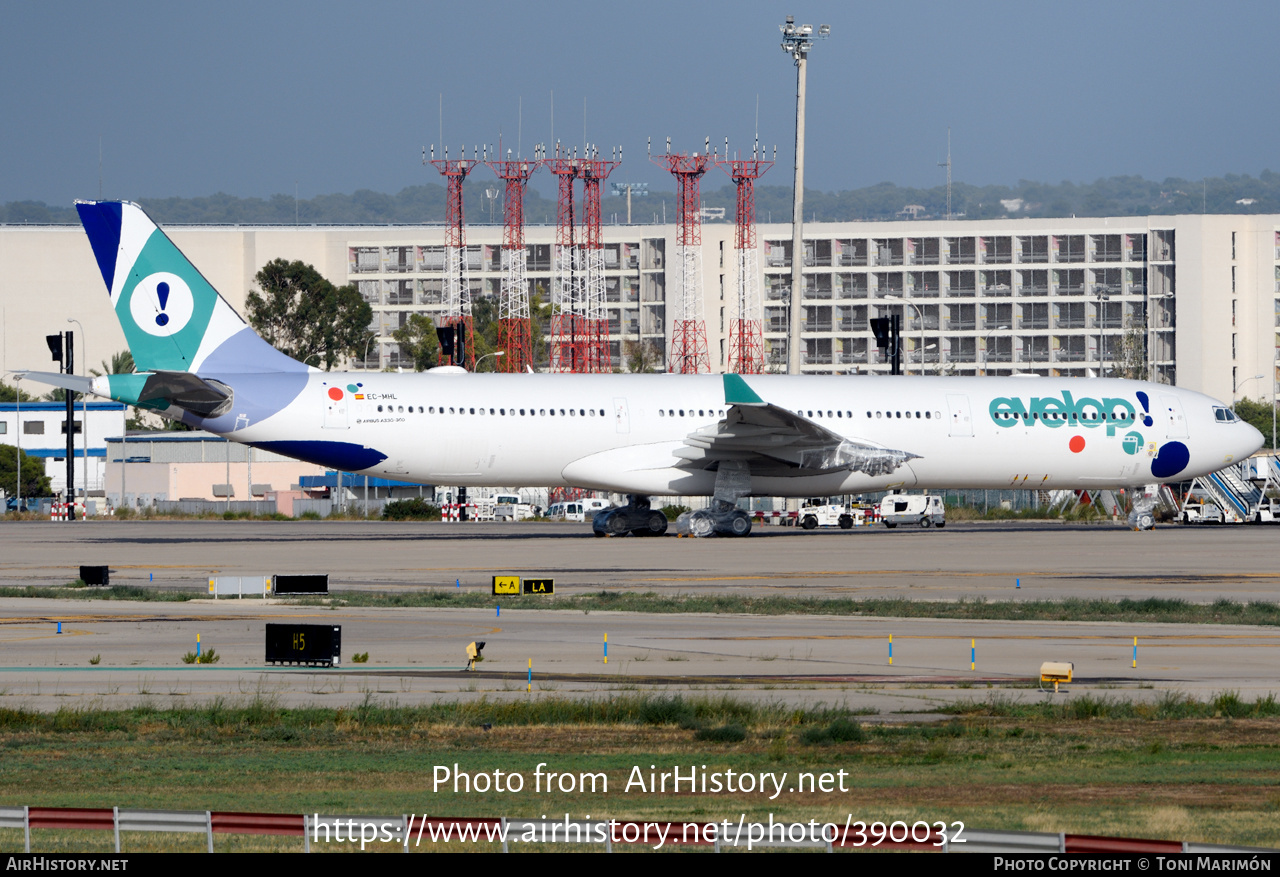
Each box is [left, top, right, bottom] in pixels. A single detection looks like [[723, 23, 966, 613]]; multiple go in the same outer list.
[[22, 201, 1263, 536]]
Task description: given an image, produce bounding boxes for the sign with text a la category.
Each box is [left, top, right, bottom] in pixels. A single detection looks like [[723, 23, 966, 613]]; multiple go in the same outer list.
[[492, 576, 520, 595]]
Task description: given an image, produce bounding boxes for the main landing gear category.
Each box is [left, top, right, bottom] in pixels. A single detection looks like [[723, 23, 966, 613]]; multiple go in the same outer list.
[[674, 503, 753, 538], [592, 495, 669, 537]]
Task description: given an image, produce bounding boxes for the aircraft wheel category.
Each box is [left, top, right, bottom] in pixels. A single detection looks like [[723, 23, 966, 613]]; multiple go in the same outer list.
[[607, 512, 631, 536], [919, 517, 932, 529], [689, 511, 716, 538], [802, 515, 818, 530], [634, 510, 668, 537], [1137, 513, 1155, 531], [838, 515, 853, 530], [729, 512, 752, 537]]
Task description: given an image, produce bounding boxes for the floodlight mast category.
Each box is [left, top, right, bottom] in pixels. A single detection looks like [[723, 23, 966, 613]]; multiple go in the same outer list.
[[779, 15, 829, 375]]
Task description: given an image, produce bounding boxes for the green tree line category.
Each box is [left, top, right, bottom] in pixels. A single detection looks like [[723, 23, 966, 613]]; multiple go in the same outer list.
[[8, 171, 1280, 225]]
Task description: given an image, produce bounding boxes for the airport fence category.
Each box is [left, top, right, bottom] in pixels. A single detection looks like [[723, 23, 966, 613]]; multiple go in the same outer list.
[[0, 805, 1272, 854], [154, 500, 278, 516]]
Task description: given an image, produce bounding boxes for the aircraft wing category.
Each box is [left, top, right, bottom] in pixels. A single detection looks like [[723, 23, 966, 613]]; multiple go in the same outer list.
[[672, 374, 920, 478]]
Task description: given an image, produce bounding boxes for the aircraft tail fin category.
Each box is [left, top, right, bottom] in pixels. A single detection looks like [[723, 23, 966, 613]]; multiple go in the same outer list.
[[74, 200, 306, 376]]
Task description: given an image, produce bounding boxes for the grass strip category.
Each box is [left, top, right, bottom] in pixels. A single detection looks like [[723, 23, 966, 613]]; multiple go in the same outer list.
[[5, 585, 1280, 626]]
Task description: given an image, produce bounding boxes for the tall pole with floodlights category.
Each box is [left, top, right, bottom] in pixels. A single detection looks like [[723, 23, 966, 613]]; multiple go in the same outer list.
[[779, 15, 829, 375]]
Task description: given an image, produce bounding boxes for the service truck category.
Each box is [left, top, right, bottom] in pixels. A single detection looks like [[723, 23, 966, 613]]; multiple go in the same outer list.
[[878, 494, 946, 528]]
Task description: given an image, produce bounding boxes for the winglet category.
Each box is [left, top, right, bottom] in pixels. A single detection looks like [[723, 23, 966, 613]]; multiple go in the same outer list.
[[723, 373, 765, 406]]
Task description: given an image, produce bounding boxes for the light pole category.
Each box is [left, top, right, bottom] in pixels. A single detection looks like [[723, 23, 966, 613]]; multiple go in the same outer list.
[[1234, 372, 1264, 410], [12, 374, 20, 512], [474, 351, 506, 372], [779, 15, 829, 375], [883, 295, 925, 375], [362, 335, 377, 371], [67, 318, 87, 517]]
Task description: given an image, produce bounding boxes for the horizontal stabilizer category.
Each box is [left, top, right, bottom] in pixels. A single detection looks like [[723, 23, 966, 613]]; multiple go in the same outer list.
[[12, 371, 95, 395]]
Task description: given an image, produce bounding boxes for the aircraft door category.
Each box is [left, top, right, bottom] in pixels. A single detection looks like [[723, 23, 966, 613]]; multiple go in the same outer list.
[[1160, 395, 1189, 439], [947, 394, 973, 437], [323, 386, 350, 430], [613, 397, 631, 434]]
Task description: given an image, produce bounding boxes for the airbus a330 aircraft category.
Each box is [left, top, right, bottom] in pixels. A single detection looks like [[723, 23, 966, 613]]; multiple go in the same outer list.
[[22, 201, 1263, 537]]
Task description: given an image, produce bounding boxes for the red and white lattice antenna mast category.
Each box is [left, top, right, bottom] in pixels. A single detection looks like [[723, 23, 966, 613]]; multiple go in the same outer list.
[[651, 137, 711, 374], [428, 144, 478, 370], [716, 137, 773, 374], [578, 145, 621, 372], [485, 143, 543, 373], [545, 143, 585, 372]]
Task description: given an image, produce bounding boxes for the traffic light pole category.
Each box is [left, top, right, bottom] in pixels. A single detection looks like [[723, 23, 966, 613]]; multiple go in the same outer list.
[[46, 331, 75, 520]]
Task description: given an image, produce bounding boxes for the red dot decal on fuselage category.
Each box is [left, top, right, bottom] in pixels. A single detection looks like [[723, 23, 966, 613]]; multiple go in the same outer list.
[[327, 387, 344, 401], [1069, 435, 1085, 453]]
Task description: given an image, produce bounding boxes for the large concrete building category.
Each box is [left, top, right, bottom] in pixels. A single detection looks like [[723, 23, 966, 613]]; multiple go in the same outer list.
[[1, 214, 1277, 408]]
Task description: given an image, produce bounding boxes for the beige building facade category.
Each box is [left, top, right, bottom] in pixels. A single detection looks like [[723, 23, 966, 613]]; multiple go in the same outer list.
[[2, 214, 1277, 407]]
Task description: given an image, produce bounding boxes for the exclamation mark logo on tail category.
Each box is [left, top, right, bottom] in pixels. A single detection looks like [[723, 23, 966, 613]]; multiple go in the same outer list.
[[130, 272, 195, 337]]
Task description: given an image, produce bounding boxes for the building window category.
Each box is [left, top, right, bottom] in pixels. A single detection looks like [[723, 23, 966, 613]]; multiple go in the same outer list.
[[23, 421, 44, 435]]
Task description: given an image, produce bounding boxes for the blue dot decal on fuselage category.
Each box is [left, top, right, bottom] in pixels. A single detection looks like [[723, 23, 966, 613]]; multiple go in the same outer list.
[[1151, 441, 1190, 479]]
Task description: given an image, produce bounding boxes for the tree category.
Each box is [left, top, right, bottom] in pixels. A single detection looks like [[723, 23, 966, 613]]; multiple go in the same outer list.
[[0, 445, 52, 499], [245, 259, 373, 370], [0, 382, 37, 403], [1235, 397, 1276, 449], [391, 314, 439, 371], [1108, 318, 1148, 381], [623, 339, 660, 374], [89, 349, 173, 431]]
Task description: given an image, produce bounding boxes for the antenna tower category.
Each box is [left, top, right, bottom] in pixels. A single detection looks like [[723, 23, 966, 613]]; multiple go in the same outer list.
[[716, 139, 773, 374], [486, 145, 543, 372], [545, 144, 587, 372], [428, 145, 478, 369], [651, 139, 711, 374], [578, 145, 622, 372]]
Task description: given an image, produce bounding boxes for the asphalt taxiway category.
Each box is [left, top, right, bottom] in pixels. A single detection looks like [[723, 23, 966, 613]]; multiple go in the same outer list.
[[0, 519, 1276, 711]]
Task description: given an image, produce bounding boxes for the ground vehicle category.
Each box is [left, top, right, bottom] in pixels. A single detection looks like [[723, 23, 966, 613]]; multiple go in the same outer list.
[[493, 493, 534, 522], [799, 500, 856, 530], [1181, 501, 1224, 524], [1251, 499, 1280, 523], [547, 502, 585, 522], [878, 494, 946, 528]]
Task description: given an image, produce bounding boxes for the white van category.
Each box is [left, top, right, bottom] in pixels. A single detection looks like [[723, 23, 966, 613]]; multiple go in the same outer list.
[[546, 502, 585, 522], [878, 494, 946, 528]]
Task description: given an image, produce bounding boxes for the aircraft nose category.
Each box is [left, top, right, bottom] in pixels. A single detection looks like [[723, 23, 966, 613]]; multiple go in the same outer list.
[[1239, 422, 1265, 459]]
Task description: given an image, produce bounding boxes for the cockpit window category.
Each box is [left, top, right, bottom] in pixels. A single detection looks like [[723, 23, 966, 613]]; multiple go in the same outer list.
[[1213, 407, 1239, 423]]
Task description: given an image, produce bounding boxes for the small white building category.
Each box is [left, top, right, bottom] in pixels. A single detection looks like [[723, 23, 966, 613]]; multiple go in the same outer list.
[[0, 400, 126, 498]]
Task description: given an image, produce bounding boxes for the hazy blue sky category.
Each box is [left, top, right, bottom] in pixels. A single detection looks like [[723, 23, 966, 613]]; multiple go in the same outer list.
[[3, 0, 1277, 205]]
